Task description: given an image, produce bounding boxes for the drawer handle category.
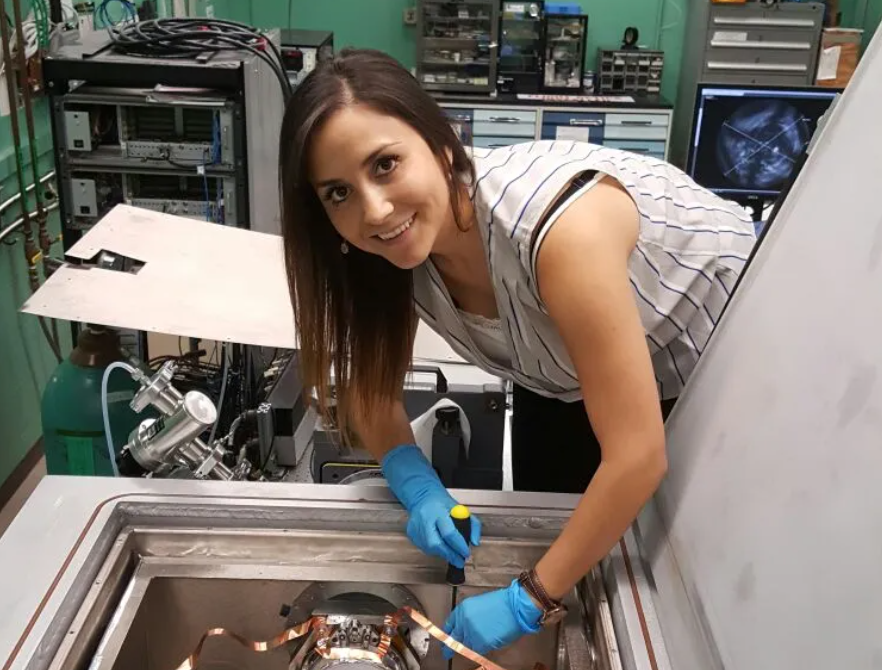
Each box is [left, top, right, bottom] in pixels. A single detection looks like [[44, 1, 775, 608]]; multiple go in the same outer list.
[[617, 147, 650, 153], [713, 17, 816, 28], [707, 61, 808, 72], [710, 39, 811, 50], [569, 119, 602, 126], [621, 120, 653, 126], [488, 116, 525, 123]]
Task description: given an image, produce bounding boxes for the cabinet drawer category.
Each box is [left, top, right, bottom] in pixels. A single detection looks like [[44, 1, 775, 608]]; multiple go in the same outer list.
[[472, 136, 530, 149], [605, 112, 669, 128], [604, 140, 667, 157], [708, 26, 817, 52], [473, 120, 536, 137], [542, 111, 605, 127], [603, 125, 668, 141], [709, 6, 822, 30], [704, 60, 810, 77], [706, 46, 814, 69], [701, 72, 810, 87], [540, 124, 604, 143], [473, 108, 537, 123], [541, 110, 604, 143]]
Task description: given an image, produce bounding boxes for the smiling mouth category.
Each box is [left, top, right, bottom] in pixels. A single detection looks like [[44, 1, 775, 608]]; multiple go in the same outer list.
[[375, 215, 414, 241]]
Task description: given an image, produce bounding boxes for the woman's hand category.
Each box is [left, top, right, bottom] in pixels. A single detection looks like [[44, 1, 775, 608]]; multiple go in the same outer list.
[[442, 579, 542, 659], [381, 445, 482, 566]]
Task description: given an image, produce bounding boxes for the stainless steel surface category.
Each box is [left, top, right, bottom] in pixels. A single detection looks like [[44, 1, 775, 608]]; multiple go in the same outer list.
[[286, 583, 429, 670], [126, 363, 237, 481], [131, 363, 179, 414], [243, 28, 284, 235], [641, 24, 882, 670], [604, 531, 671, 670], [0, 478, 665, 670], [127, 391, 217, 471]]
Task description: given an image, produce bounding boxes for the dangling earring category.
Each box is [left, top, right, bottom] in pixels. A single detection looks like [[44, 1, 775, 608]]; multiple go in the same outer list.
[[340, 240, 349, 254]]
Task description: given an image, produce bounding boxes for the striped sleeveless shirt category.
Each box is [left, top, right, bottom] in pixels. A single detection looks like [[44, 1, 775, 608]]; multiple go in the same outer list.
[[413, 140, 757, 401]]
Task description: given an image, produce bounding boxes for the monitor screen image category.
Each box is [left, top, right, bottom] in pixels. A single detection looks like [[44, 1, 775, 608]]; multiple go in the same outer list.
[[687, 85, 841, 200]]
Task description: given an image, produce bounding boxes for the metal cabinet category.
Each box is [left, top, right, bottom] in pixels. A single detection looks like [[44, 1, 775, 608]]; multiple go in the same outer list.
[[498, 0, 544, 94], [542, 12, 588, 92], [704, 3, 824, 86], [671, 1, 825, 167], [440, 103, 672, 159], [417, 0, 500, 94]]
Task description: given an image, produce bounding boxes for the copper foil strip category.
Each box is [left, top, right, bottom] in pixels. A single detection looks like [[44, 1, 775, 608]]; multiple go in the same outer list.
[[400, 606, 510, 670], [174, 617, 323, 670], [174, 607, 545, 670]]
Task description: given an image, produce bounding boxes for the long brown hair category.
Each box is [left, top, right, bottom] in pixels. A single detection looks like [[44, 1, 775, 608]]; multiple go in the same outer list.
[[278, 48, 475, 442]]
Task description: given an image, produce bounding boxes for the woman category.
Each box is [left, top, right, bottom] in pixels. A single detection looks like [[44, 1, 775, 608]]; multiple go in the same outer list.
[[278, 49, 755, 657]]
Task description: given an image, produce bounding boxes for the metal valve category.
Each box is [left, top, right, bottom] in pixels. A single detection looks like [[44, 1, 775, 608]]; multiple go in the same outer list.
[[124, 390, 217, 472]]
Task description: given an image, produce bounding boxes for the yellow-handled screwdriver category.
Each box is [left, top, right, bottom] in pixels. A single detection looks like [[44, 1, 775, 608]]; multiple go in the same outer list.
[[446, 504, 472, 586]]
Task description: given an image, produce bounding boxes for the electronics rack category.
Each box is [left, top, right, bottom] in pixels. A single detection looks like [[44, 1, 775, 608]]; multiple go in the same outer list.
[[43, 28, 285, 246], [42, 28, 286, 360]]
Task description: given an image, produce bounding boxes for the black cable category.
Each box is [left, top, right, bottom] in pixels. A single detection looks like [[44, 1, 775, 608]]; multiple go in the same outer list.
[[105, 18, 292, 101], [117, 28, 289, 99]]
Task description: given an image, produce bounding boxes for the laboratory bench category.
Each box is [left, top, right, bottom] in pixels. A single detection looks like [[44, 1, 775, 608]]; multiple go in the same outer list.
[[432, 91, 675, 160]]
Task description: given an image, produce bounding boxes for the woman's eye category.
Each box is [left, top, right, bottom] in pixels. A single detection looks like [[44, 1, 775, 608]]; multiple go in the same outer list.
[[375, 155, 399, 176], [325, 186, 349, 205]]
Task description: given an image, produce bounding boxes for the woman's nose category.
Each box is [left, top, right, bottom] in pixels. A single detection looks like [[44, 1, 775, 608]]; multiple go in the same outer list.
[[362, 186, 394, 227]]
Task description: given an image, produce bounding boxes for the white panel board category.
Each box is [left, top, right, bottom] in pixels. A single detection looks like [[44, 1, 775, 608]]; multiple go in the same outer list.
[[639, 25, 882, 670], [21, 205, 473, 369], [23, 205, 294, 348]]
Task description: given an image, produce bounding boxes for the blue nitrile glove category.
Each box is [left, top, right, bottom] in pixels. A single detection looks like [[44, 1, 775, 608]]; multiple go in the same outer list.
[[442, 579, 542, 659], [381, 445, 482, 568]]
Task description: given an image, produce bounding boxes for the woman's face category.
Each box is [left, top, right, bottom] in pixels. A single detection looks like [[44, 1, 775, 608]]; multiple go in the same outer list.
[[307, 104, 454, 269]]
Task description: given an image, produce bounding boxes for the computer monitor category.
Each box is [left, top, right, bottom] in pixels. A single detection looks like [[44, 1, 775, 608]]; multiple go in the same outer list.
[[686, 84, 841, 203]]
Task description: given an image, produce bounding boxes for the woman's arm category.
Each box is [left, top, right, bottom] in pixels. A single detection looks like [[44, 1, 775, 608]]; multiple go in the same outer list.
[[350, 319, 421, 460], [532, 176, 668, 599], [351, 396, 416, 461]]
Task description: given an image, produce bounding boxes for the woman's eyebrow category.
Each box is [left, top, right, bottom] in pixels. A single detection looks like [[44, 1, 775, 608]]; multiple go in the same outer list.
[[315, 141, 402, 188]]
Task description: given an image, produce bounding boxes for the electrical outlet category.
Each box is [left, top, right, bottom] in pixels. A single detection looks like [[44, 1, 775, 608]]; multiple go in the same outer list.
[[403, 7, 417, 25]]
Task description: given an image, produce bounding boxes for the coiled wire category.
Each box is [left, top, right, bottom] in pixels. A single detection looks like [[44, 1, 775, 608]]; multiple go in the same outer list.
[[105, 17, 292, 101]]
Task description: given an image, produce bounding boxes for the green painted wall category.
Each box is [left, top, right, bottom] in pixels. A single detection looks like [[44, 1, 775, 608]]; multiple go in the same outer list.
[[839, 0, 882, 50], [213, 0, 687, 102], [0, 100, 70, 487]]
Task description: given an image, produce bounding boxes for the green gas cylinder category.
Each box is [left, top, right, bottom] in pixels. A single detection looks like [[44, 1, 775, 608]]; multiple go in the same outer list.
[[41, 326, 144, 476]]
